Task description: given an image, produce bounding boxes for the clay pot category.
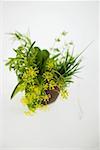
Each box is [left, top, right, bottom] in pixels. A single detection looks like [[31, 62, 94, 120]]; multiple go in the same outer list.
[[42, 86, 60, 105]]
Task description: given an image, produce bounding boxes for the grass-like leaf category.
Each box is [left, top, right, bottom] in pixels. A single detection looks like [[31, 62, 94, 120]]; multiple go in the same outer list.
[[11, 81, 24, 99]]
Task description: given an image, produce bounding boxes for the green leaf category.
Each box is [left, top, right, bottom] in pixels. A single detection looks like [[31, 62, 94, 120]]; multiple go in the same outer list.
[[11, 81, 25, 99], [35, 49, 50, 74], [52, 53, 60, 59], [35, 48, 42, 66], [40, 49, 50, 73], [41, 49, 50, 59], [54, 48, 60, 52], [36, 49, 49, 66], [27, 41, 36, 57]]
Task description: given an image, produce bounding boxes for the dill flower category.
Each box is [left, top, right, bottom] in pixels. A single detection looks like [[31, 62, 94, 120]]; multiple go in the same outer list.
[[27, 93, 38, 101], [42, 94, 51, 102], [43, 95, 49, 101], [43, 83, 49, 90], [46, 59, 55, 70], [61, 89, 69, 99], [43, 71, 54, 81], [22, 67, 39, 81], [33, 85, 41, 95], [49, 80, 56, 90], [21, 97, 29, 105]]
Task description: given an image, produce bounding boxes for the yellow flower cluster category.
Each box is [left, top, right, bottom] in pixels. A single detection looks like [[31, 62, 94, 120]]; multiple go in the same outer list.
[[21, 93, 51, 115], [43, 71, 53, 81], [26, 92, 40, 103], [43, 83, 48, 90], [22, 67, 39, 81], [46, 59, 55, 70], [43, 94, 51, 101], [61, 89, 69, 99], [39, 94, 51, 105], [21, 97, 29, 106], [49, 80, 56, 90], [33, 85, 41, 95], [21, 86, 41, 106]]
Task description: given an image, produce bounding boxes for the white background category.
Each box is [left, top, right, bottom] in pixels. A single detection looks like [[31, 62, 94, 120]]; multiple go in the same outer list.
[[0, 1, 99, 150]]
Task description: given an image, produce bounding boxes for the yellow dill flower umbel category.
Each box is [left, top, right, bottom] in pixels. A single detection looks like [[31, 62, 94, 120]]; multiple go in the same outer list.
[[26, 93, 39, 102], [22, 67, 39, 81], [61, 89, 69, 99], [28, 67, 39, 78], [49, 80, 56, 90], [46, 59, 55, 70], [21, 97, 29, 105], [33, 85, 41, 95], [43, 94, 51, 102], [43, 71, 53, 81], [44, 83, 48, 90]]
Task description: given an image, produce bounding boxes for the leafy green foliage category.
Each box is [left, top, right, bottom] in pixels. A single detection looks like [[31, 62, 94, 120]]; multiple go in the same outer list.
[[6, 31, 84, 114]]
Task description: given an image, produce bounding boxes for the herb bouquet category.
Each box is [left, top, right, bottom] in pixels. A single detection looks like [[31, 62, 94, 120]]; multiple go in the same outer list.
[[6, 31, 83, 115]]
